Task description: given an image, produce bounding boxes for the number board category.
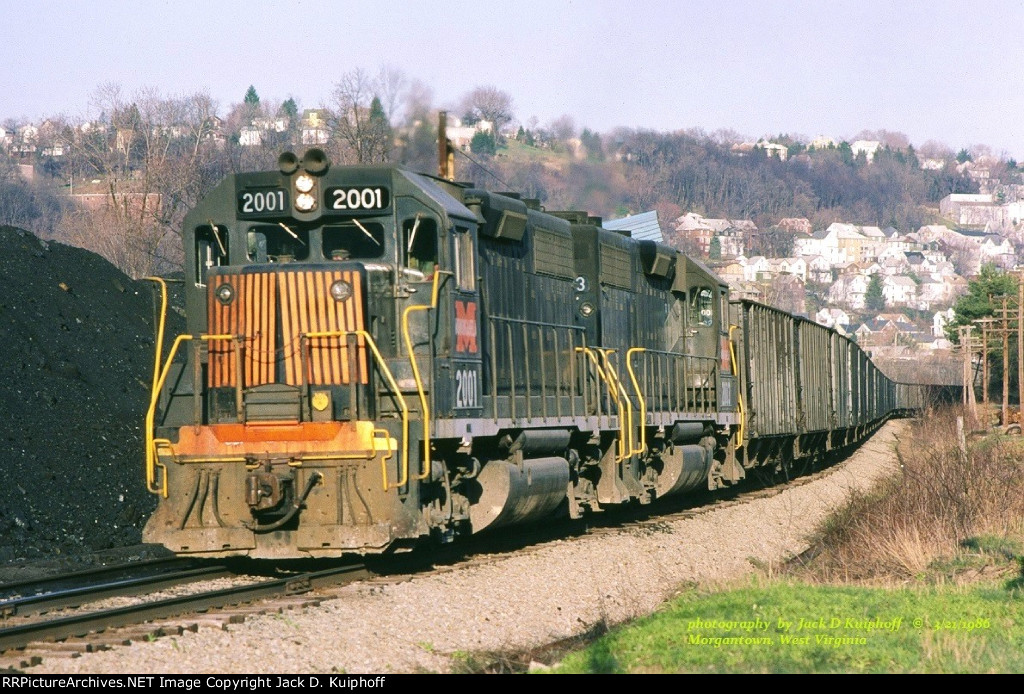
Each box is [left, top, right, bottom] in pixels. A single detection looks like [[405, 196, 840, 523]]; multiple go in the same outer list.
[[237, 187, 289, 217], [324, 186, 391, 213]]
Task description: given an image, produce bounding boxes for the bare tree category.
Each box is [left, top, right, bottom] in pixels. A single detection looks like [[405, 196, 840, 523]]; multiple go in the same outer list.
[[326, 68, 393, 164], [376, 65, 407, 124], [459, 86, 514, 134], [59, 84, 226, 276], [919, 140, 954, 160]]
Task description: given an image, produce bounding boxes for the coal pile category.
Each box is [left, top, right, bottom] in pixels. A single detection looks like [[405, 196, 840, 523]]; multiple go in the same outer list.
[[0, 226, 183, 563]]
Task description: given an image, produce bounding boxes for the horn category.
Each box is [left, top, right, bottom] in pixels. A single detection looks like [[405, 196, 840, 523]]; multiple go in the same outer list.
[[278, 151, 299, 175], [302, 148, 330, 175]]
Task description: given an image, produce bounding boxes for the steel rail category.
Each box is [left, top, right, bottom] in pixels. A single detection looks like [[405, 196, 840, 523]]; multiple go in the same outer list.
[[1, 563, 230, 618], [0, 564, 371, 653]]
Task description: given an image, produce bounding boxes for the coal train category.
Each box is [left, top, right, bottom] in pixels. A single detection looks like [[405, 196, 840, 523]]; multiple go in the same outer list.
[[142, 147, 947, 559]]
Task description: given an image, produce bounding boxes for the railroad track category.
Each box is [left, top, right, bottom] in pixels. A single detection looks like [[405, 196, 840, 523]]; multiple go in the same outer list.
[[0, 561, 372, 671]]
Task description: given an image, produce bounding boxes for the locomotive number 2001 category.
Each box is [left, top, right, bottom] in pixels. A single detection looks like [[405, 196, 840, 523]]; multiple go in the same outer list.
[[455, 368, 479, 409], [238, 188, 288, 215], [326, 187, 391, 211]]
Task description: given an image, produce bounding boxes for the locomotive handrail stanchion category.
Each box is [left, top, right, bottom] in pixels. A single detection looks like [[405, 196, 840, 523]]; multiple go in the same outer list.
[[507, 323, 516, 420], [233, 338, 244, 422], [554, 328, 563, 419], [577, 347, 613, 435], [304, 329, 410, 490], [192, 340, 202, 426], [523, 322, 532, 421], [596, 349, 631, 462], [142, 277, 168, 396], [728, 324, 746, 447], [538, 325, 548, 419], [626, 347, 648, 455], [601, 349, 634, 458], [489, 321, 498, 423], [400, 270, 450, 482]]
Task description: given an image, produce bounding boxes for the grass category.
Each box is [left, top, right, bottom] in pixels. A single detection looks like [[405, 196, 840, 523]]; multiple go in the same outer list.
[[546, 581, 1024, 673], [460, 405, 1024, 673]]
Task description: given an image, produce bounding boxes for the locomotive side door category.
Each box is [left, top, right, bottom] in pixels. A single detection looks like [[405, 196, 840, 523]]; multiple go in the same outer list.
[[447, 224, 483, 419]]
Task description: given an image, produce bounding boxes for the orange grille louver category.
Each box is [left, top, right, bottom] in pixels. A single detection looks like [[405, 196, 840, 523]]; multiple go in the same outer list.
[[207, 270, 366, 388]]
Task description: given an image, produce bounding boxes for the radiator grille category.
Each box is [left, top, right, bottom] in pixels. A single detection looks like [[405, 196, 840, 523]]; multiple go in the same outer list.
[[207, 269, 366, 388]]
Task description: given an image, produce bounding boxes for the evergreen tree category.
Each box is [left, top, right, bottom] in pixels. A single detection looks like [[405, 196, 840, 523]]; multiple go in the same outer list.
[[244, 86, 260, 106], [279, 97, 298, 121], [470, 130, 496, 156], [865, 275, 885, 312], [946, 264, 1018, 341], [365, 96, 393, 163], [708, 234, 722, 260]]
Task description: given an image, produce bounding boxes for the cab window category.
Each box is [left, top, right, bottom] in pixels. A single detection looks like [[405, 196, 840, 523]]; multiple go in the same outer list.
[[323, 221, 385, 260], [402, 215, 438, 280], [690, 286, 714, 327], [247, 224, 310, 263], [195, 224, 229, 286], [454, 227, 475, 291]]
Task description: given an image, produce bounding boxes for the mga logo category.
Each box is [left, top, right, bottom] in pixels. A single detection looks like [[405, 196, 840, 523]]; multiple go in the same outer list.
[[455, 300, 478, 353]]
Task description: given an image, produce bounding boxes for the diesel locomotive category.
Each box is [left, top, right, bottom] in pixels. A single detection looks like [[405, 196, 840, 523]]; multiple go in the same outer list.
[[142, 147, 938, 559]]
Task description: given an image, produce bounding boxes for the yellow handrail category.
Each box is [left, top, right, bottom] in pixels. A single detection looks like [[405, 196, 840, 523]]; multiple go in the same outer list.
[[625, 347, 648, 455], [145, 333, 234, 496], [304, 330, 410, 490], [142, 277, 168, 396], [598, 349, 634, 461], [577, 347, 628, 462], [147, 330, 411, 495], [400, 271, 449, 481], [728, 324, 745, 446]]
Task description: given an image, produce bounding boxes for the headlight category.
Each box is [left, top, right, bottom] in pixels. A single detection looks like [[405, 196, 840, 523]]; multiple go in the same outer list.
[[330, 280, 353, 302], [295, 192, 317, 212], [579, 301, 595, 317], [294, 174, 315, 193], [215, 283, 234, 304]]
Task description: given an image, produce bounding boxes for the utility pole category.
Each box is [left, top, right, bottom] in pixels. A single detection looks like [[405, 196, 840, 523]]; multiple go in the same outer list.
[[960, 325, 979, 429], [974, 316, 997, 411], [1002, 297, 1011, 427]]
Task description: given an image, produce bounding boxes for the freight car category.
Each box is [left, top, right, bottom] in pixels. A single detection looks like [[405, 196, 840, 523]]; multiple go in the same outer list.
[[142, 148, 939, 559]]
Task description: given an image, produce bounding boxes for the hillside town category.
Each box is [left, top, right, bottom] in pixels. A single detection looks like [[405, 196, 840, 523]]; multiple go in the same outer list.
[[610, 156, 1024, 366]]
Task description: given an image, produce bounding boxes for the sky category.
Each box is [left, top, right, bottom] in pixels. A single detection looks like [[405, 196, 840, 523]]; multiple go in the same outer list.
[[4, 0, 1024, 160]]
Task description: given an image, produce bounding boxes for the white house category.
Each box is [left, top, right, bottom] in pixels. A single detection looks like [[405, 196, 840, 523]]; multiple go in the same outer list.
[[815, 307, 851, 329], [829, 274, 869, 309], [933, 308, 956, 338], [743, 256, 771, 282], [805, 255, 832, 283], [851, 140, 882, 162], [883, 276, 917, 306]]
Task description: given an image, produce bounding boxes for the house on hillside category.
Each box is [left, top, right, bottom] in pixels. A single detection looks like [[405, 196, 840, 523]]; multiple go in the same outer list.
[[777, 217, 812, 235], [743, 256, 771, 282], [829, 273, 869, 309], [300, 109, 330, 145], [851, 140, 881, 162], [815, 307, 850, 329], [806, 255, 832, 283], [883, 276, 918, 307]]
